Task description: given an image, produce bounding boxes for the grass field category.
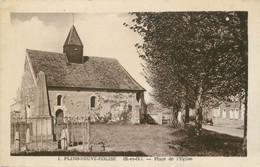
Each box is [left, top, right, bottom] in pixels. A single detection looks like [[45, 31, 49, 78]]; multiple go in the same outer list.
[[90, 124, 176, 156], [89, 124, 244, 156], [11, 124, 245, 156]]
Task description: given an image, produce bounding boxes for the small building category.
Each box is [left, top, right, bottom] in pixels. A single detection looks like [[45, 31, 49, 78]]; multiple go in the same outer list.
[[211, 101, 244, 127], [18, 25, 146, 126], [146, 102, 173, 125]]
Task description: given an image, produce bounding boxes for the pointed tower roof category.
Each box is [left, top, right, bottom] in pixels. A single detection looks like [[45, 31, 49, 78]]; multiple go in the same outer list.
[[64, 25, 83, 46]]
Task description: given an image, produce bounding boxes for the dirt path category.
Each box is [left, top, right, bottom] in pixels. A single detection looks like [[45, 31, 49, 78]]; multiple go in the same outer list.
[[203, 125, 244, 138]]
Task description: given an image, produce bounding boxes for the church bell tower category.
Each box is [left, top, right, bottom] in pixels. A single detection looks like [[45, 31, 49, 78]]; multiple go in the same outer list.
[[63, 25, 84, 64]]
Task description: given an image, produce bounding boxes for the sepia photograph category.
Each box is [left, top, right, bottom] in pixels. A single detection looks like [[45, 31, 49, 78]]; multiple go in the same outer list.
[[1, 0, 260, 166], [8, 11, 248, 157]]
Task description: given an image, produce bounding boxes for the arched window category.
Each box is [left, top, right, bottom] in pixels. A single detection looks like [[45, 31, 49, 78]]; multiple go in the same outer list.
[[90, 96, 96, 108], [235, 108, 239, 119], [218, 108, 221, 117], [230, 108, 234, 119], [222, 108, 226, 118], [57, 95, 62, 106], [213, 108, 217, 117]]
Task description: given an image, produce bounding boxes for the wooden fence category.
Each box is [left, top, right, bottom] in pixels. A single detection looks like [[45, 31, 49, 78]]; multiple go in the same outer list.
[[10, 116, 91, 153]]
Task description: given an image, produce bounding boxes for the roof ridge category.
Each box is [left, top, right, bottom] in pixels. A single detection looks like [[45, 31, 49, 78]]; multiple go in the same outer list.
[[27, 49, 70, 65], [86, 55, 117, 60], [26, 49, 65, 55], [26, 49, 117, 61]]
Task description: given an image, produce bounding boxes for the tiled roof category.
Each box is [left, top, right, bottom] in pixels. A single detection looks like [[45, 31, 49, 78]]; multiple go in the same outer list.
[[26, 49, 145, 91]]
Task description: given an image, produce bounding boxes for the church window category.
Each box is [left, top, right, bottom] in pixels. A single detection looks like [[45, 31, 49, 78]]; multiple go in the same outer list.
[[235, 108, 239, 119], [230, 108, 234, 119], [57, 95, 62, 106], [222, 108, 226, 118], [214, 108, 220, 117], [90, 96, 96, 108]]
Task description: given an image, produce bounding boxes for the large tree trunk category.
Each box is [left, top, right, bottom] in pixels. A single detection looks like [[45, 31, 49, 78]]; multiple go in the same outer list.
[[139, 92, 147, 124], [178, 100, 186, 128], [185, 104, 189, 123], [195, 86, 203, 137], [172, 107, 179, 127], [195, 107, 203, 136]]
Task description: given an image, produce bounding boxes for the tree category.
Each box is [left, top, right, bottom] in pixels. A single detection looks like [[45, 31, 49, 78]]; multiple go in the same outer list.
[[126, 12, 247, 138], [143, 57, 195, 126]]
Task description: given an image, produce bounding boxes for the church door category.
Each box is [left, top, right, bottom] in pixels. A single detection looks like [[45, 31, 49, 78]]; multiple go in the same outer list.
[[56, 109, 64, 125]]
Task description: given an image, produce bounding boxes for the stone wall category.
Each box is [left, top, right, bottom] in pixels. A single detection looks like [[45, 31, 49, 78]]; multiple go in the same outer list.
[[48, 90, 140, 124]]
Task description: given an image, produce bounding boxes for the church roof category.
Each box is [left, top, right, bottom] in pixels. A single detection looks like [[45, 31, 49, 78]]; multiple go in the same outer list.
[[64, 25, 83, 46], [26, 49, 145, 91]]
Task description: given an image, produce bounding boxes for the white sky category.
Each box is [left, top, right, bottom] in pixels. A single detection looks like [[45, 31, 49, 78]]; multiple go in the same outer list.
[[6, 13, 153, 106]]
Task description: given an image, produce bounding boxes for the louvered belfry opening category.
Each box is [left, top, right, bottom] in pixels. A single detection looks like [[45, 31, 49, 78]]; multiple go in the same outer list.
[[63, 25, 84, 64]]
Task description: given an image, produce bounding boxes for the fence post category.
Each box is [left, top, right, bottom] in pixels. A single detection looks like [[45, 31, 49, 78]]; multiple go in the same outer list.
[[14, 131, 20, 152], [12, 118, 15, 145], [76, 116, 79, 146], [35, 118, 38, 150], [45, 118, 48, 146], [25, 117, 27, 150], [87, 116, 90, 151], [66, 117, 70, 147], [82, 117, 85, 151], [65, 128, 69, 148], [61, 129, 67, 150], [19, 117, 22, 150], [40, 117, 43, 150], [72, 117, 74, 146], [26, 128, 30, 151]]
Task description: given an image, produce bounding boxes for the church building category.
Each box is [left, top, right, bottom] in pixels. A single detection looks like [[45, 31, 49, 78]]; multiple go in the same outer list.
[[20, 25, 146, 125]]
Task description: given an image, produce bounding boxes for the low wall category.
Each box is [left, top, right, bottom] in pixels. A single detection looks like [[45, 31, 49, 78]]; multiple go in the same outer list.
[[213, 118, 243, 127]]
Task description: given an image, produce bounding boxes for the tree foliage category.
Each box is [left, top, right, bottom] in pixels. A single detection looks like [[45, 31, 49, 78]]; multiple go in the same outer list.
[[126, 12, 247, 136]]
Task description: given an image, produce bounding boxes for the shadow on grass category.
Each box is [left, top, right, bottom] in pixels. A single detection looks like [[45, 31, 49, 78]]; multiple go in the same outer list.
[[11, 151, 147, 156], [169, 127, 245, 156]]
